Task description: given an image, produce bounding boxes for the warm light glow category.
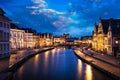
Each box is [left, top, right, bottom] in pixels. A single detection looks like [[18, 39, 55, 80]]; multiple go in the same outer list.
[[76, 59, 82, 79], [34, 54, 39, 73], [51, 49, 56, 53], [115, 40, 118, 44], [85, 65, 93, 80], [44, 51, 49, 73], [45, 51, 49, 62], [18, 66, 24, 79], [51, 49, 56, 58], [57, 48, 61, 53]]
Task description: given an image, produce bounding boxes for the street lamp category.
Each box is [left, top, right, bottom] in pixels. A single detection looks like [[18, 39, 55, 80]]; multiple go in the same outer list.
[[115, 40, 119, 44]]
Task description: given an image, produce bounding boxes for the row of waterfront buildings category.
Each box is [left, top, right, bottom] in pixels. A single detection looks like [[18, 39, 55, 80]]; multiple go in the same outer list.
[[0, 8, 70, 57], [0, 8, 120, 57]]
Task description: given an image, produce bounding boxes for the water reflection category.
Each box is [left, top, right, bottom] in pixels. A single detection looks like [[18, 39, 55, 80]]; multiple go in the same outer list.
[[51, 48, 56, 53], [76, 59, 82, 79], [85, 65, 93, 80], [56, 48, 61, 53], [14, 48, 111, 80], [34, 54, 39, 73], [44, 51, 49, 74], [17, 65, 24, 79]]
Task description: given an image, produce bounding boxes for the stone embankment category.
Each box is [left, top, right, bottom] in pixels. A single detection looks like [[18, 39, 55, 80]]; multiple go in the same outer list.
[[0, 47, 54, 80], [74, 49, 120, 80]]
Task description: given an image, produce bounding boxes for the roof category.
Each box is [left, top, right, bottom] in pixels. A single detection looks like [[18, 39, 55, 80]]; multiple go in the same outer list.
[[97, 18, 120, 35], [0, 8, 5, 15], [10, 23, 20, 29], [40, 33, 52, 38], [111, 25, 120, 37], [21, 28, 36, 33]]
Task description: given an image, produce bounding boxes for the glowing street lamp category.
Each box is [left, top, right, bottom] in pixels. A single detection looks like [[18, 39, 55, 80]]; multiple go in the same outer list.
[[115, 40, 119, 44]]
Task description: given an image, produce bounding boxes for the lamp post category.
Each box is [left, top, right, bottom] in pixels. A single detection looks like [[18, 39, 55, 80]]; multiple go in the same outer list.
[[115, 40, 119, 44]]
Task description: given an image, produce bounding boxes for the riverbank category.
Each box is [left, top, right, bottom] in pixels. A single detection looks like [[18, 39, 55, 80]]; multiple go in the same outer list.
[[74, 49, 120, 80], [0, 47, 54, 80]]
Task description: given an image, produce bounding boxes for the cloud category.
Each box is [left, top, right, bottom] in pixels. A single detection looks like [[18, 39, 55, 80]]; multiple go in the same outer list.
[[31, 9, 65, 16], [26, 0, 47, 10], [52, 16, 76, 28]]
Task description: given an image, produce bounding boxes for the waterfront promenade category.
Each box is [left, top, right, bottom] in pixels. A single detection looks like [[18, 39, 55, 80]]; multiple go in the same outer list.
[[74, 48, 120, 80], [0, 47, 53, 80]]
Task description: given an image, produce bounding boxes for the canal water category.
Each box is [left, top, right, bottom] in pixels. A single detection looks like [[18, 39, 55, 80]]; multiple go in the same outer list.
[[13, 48, 112, 80]]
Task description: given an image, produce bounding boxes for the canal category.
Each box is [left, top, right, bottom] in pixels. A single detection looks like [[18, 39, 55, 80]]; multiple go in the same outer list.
[[13, 47, 112, 80]]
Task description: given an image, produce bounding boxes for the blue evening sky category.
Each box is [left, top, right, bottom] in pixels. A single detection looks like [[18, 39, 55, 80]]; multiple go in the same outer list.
[[0, 0, 120, 37]]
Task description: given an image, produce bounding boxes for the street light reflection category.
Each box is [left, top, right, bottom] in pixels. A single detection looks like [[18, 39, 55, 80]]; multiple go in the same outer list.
[[34, 54, 39, 73], [85, 65, 93, 80], [44, 51, 49, 73], [45, 51, 49, 63], [77, 59, 82, 79], [51, 49, 56, 53], [56, 48, 61, 53]]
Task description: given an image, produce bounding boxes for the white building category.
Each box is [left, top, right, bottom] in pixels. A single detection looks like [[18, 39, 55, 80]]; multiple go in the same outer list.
[[10, 27, 25, 49], [0, 8, 11, 57], [24, 32, 33, 48]]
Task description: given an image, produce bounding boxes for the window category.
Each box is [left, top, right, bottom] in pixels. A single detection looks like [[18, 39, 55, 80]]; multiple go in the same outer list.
[[0, 30, 2, 41], [4, 23, 6, 28], [7, 44, 9, 51], [7, 24, 9, 28], [108, 39, 111, 45], [4, 44, 6, 51], [7, 33, 9, 41], [0, 44, 2, 51], [4, 32, 6, 41], [0, 22, 2, 27]]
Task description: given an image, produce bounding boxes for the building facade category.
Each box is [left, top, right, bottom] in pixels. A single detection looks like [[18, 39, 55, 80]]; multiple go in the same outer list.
[[33, 35, 40, 48], [24, 32, 33, 48], [92, 18, 120, 56], [10, 28, 25, 49], [53, 36, 65, 46], [0, 8, 11, 57], [39, 33, 53, 47]]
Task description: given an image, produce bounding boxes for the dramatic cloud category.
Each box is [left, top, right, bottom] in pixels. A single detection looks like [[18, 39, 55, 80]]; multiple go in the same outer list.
[[0, 0, 120, 37], [26, 0, 46, 10]]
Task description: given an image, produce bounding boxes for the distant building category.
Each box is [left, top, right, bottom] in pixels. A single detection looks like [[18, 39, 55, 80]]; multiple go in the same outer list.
[[24, 32, 33, 48], [63, 33, 70, 38], [92, 18, 120, 56], [66, 38, 75, 45], [10, 23, 25, 49], [39, 33, 53, 47], [81, 36, 92, 44], [0, 8, 11, 57], [53, 36, 65, 46], [33, 34, 40, 48], [22, 28, 35, 48]]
